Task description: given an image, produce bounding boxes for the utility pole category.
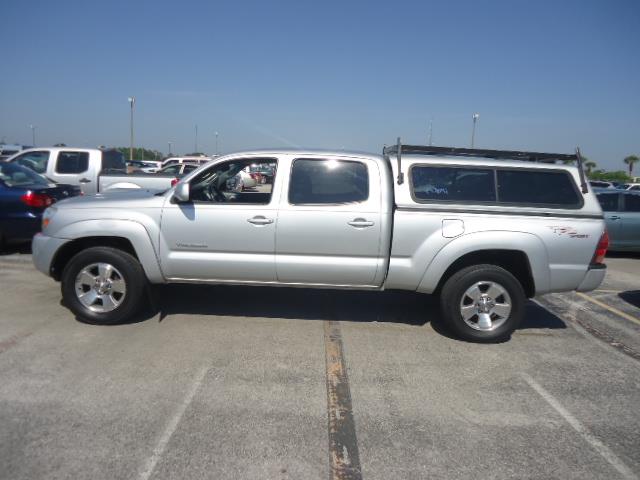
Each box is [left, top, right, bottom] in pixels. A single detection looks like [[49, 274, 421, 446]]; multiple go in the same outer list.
[[195, 125, 198, 153], [128, 97, 135, 161], [168, 141, 172, 156], [471, 113, 479, 148], [428, 119, 433, 146], [30, 124, 36, 146], [215, 131, 219, 155]]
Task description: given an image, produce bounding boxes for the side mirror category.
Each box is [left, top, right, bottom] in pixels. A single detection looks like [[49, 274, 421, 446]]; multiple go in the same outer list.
[[173, 182, 190, 203]]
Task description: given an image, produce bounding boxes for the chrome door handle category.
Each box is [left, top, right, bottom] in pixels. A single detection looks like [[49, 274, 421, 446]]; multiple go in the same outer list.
[[79, 178, 92, 183], [609, 216, 621, 220], [348, 218, 375, 228], [247, 216, 274, 225]]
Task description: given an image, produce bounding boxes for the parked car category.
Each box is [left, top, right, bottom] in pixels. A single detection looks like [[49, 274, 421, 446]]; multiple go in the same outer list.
[[0, 162, 80, 247], [0, 144, 27, 161], [156, 163, 199, 177], [7, 148, 180, 194], [161, 156, 213, 168], [127, 160, 162, 173], [622, 183, 640, 191], [595, 189, 640, 252], [229, 168, 257, 192], [589, 180, 615, 189], [32, 143, 608, 343]]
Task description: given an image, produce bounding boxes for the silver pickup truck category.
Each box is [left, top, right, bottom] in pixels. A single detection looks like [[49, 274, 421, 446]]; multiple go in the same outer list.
[[31, 143, 608, 342], [6, 147, 180, 194]]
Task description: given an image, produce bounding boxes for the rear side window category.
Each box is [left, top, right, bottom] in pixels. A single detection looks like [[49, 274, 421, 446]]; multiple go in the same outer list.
[[410, 166, 496, 202], [56, 151, 89, 174], [289, 159, 369, 204], [597, 193, 619, 212], [497, 170, 580, 207], [102, 150, 126, 173], [624, 194, 640, 212]]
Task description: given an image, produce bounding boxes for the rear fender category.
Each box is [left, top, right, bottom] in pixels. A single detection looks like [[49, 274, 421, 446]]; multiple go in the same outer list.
[[416, 231, 550, 295]]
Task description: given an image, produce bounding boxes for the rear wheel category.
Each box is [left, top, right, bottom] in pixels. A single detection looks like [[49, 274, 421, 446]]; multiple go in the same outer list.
[[61, 247, 147, 324], [440, 264, 525, 342]]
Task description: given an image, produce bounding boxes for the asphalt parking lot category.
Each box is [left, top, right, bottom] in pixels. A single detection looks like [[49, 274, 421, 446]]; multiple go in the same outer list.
[[1, 251, 639, 480]]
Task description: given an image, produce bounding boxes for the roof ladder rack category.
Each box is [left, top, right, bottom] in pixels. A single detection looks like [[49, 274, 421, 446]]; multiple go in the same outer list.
[[395, 137, 403, 185], [575, 147, 589, 194]]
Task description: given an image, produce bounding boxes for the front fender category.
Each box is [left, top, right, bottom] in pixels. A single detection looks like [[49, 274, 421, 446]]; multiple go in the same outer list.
[[52, 219, 164, 283], [416, 231, 550, 295]]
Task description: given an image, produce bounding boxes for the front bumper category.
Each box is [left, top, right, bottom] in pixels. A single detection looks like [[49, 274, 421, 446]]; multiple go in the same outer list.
[[31, 233, 70, 278], [576, 264, 607, 292]]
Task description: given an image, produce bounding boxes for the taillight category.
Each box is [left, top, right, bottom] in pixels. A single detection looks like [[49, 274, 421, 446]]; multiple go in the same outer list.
[[171, 178, 179, 187], [20, 192, 54, 208], [592, 231, 609, 264]]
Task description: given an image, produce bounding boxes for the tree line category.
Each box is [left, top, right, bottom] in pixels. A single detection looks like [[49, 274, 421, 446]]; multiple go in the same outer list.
[[562, 154, 639, 182]]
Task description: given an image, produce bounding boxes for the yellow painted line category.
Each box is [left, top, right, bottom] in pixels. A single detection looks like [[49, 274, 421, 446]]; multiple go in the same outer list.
[[575, 292, 640, 327]]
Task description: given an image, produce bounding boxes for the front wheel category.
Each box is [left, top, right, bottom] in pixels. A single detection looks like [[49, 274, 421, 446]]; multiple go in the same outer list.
[[61, 247, 148, 324], [440, 264, 525, 343]]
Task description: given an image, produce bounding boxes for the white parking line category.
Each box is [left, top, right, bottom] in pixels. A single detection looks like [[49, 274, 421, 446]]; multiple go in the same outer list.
[[522, 373, 638, 480], [139, 366, 209, 480]]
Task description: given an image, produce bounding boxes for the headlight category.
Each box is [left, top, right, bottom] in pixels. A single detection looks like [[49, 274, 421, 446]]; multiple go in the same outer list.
[[42, 206, 57, 230]]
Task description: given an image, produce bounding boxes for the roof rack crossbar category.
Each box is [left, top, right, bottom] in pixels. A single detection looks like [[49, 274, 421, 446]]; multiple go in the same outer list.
[[383, 144, 578, 164]]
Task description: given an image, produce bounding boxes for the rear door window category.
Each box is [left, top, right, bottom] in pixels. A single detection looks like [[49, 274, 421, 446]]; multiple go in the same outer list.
[[289, 159, 369, 204], [597, 193, 620, 212], [56, 151, 89, 174], [497, 169, 581, 207], [410, 166, 496, 202], [102, 150, 126, 173], [623, 194, 640, 212]]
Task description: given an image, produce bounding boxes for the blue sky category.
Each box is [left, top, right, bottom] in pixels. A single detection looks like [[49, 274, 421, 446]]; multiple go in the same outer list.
[[1, 0, 638, 170]]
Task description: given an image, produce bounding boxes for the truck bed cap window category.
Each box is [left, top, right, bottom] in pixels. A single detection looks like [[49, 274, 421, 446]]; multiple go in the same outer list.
[[410, 166, 495, 203], [410, 165, 582, 208]]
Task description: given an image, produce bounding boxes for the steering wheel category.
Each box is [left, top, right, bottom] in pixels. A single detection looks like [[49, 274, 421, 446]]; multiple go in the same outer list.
[[206, 182, 225, 202]]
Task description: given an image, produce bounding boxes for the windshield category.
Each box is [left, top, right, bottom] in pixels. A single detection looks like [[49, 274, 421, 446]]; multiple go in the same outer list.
[[0, 162, 50, 187]]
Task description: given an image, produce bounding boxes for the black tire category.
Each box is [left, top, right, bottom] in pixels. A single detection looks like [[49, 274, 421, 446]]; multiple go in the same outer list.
[[61, 247, 148, 325], [440, 264, 525, 343]]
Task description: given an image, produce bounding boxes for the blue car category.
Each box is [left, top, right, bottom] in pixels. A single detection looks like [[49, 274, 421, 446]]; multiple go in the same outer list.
[[0, 162, 81, 247]]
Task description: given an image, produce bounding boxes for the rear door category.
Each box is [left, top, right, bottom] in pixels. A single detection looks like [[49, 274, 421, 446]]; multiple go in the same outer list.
[[596, 192, 623, 248], [275, 156, 383, 286], [620, 193, 640, 249]]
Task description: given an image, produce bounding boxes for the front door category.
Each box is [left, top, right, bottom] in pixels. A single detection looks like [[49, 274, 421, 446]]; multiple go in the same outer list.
[[159, 157, 280, 282], [275, 156, 383, 286]]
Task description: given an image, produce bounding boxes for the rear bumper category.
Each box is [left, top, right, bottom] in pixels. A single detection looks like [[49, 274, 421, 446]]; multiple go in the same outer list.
[[576, 264, 606, 292], [32, 233, 69, 278]]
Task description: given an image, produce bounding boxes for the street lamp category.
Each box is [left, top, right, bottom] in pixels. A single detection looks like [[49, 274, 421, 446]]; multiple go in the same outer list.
[[29, 124, 36, 146], [471, 113, 479, 148], [168, 141, 172, 156], [194, 125, 198, 153], [215, 131, 219, 155], [128, 97, 135, 161]]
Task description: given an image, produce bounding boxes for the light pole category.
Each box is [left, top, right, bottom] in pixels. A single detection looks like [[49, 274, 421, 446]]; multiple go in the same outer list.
[[471, 113, 479, 148], [194, 125, 198, 153], [128, 97, 135, 161], [215, 131, 219, 155], [428, 119, 433, 146], [168, 141, 172, 156], [29, 124, 36, 146]]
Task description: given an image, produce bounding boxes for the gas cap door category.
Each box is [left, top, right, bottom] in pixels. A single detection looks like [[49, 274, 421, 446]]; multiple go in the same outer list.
[[442, 219, 464, 238]]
